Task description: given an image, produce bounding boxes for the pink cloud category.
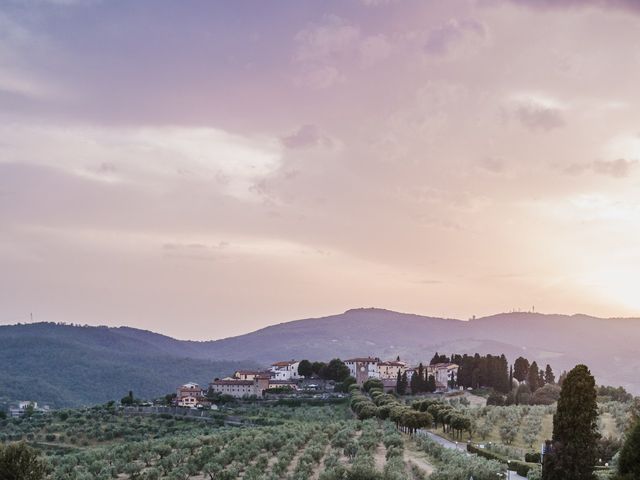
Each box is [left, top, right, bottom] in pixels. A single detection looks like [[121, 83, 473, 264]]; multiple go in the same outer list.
[[424, 19, 486, 56]]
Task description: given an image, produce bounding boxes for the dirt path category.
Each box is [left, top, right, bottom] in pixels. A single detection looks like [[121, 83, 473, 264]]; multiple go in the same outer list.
[[309, 443, 331, 480], [338, 429, 362, 465], [404, 440, 434, 476], [373, 443, 387, 471], [285, 441, 309, 477]]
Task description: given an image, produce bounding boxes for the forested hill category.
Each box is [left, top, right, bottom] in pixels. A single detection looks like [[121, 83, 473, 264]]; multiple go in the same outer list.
[[3, 308, 640, 407], [0, 323, 257, 408], [196, 308, 640, 394]]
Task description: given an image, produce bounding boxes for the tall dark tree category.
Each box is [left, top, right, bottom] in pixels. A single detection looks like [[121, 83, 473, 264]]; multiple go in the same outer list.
[[454, 352, 510, 392], [297, 359, 313, 378], [617, 420, 640, 479], [416, 363, 426, 393], [430, 352, 450, 364], [409, 370, 420, 394], [545, 364, 556, 385], [497, 354, 511, 393], [543, 364, 600, 480], [120, 390, 135, 406], [396, 371, 408, 395], [426, 374, 436, 393], [527, 361, 540, 391], [558, 371, 568, 386], [513, 356, 530, 382]]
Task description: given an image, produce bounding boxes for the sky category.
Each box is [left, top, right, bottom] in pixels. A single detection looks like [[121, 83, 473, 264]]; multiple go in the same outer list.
[[1, 0, 640, 340]]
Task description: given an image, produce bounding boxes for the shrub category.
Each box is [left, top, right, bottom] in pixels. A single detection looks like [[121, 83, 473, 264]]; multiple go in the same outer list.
[[525, 452, 541, 463]]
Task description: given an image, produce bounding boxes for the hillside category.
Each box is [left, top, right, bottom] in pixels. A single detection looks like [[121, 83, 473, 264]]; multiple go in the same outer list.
[[195, 308, 640, 393], [2, 308, 640, 407], [0, 323, 257, 408]]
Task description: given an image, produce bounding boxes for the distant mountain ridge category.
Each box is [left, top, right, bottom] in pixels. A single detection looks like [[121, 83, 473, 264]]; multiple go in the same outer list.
[[0, 322, 258, 408], [2, 308, 640, 407]]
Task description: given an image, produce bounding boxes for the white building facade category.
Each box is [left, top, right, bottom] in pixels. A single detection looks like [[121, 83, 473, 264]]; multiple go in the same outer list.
[[269, 361, 301, 381]]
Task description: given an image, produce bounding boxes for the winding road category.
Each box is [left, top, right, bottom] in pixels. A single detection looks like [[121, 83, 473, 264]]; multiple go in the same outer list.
[[413, 429, 528, 480]]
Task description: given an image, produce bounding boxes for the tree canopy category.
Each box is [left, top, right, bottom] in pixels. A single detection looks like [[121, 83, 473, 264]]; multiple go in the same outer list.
[[0, 442, 49, 480], [297, 359, 313, 378], [543, 364, 599, 480], [616, 420, 640, 479]]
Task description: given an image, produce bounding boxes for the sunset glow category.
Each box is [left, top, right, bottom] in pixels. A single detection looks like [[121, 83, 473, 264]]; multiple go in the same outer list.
[[2, 0, 640, 339]]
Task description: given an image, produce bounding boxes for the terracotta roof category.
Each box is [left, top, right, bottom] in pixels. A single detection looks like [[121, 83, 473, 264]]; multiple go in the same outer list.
[[344, 357, 380, 363], [212, 380, 254, 386], [379, 361, 407, 367], [271, 360, 297, 367]]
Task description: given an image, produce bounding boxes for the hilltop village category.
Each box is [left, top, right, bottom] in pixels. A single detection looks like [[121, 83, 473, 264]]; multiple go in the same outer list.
[[172, 357, 459, 408]]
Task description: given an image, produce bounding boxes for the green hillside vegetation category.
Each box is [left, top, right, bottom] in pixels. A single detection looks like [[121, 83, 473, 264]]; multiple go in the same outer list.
[[0, 399, 502, 480], [0, 324, 256, 407], [0, 385, 635, 480]]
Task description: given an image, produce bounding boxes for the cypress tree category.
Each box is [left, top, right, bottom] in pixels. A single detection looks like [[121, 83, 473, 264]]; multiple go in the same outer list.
[[498, 354, 510, 393], [396, 371, 405, 395], [528, 361, 540, 392], [426, 374, 436, 393], [417, 363, 425, 393], [514, 356, 530, 382], [409, 370, 420, 394], [543, 364, 599, 480], [617, 420, 640, 479], [545, 364, 556, 384]]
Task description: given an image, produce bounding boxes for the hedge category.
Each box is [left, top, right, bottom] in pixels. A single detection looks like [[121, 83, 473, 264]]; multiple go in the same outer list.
[[525, 452, 541, 463], [467, 443, 504, 462], [467, 444, 536, 476], [509, 460, 536, 476]]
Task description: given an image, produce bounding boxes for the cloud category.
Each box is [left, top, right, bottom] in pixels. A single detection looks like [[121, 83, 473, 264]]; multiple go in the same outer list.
[[478, 157, 506, 174], [593, 159, 637, 178], [514, 102, 565, 131], [563, 159, 637, 178], [359, 34, 392, 67], [413, 279, 444, 285], [292, 15, 391, 88], [506, 0, 640, 14], [359, 0, 400, 6], [424, 19, 486, 56], [0, 11, 64, 100], [293, 64, 343, 89], [281, 124, 331, 149], [0, 123, 284, 201], [162, 241, 231, 262], [294, 15, 360, 63]]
